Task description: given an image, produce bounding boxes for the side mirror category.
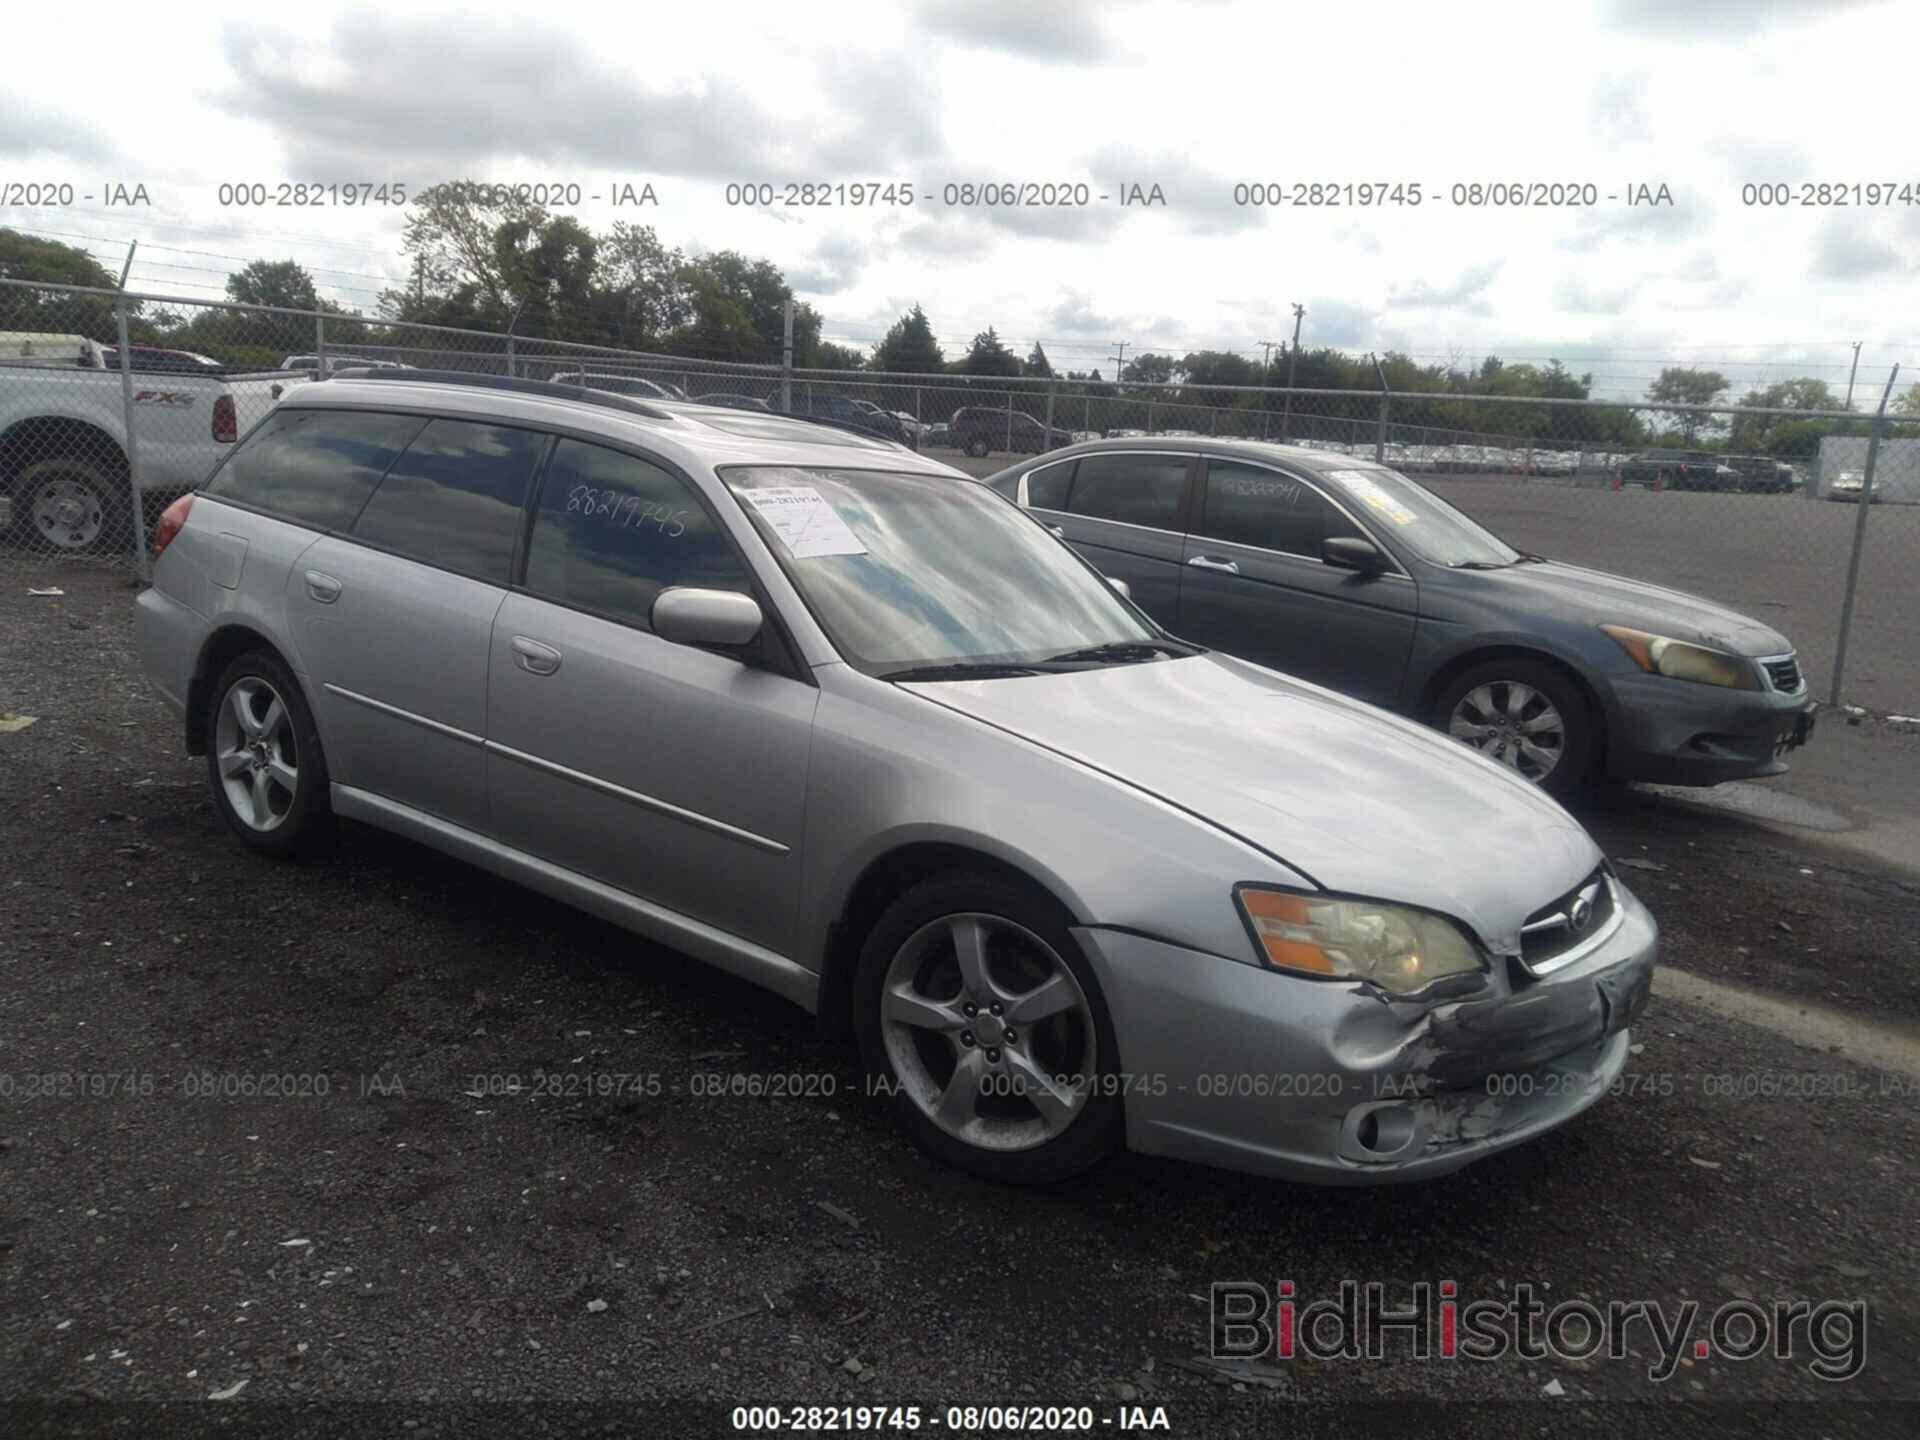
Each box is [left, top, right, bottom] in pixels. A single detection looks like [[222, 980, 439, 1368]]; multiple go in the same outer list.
[[1323, 537, 1388, 573], [1106, 576, 1132, 600], [652, 587, 763, 647]]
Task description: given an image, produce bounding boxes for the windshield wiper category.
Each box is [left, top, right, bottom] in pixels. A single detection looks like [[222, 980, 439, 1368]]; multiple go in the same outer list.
[[878, 661, 1047, 682], [1449, 559, 1512, 570], [1515, 551, 1549, 563], [1040, 640, 1198, 666]]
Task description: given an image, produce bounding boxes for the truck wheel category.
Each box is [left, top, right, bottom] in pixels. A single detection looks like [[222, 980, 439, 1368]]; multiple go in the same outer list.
[[13, 457, 130, 555], [965, 437, 990, 458]]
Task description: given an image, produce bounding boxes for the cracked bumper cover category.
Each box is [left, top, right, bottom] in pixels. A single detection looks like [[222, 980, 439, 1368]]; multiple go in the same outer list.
[[1071, 883, 1657, 1184]]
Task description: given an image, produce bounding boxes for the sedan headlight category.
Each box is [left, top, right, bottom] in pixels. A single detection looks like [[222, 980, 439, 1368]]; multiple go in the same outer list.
[[1234, 886, 1486, 994], [1601, 624, 1759, 691]]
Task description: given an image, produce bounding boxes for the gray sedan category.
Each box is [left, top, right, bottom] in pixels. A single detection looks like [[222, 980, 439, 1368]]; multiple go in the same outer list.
[[986, 439, 1817, 796], [137, 375, 1654, 1186]]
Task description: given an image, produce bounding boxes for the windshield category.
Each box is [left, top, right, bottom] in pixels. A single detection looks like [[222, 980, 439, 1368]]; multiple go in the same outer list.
[[723, 466, 1163, 676], [1319, 465, 1521, 568]]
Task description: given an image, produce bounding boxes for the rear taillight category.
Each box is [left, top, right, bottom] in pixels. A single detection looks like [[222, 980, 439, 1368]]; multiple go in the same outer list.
[[152, 494, 194, 558], [212, 394, 238, 443]]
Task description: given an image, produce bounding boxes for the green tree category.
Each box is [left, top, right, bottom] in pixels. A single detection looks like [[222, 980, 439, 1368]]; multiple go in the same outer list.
[[1023, 341, 1054, 379], [872, 305, 945, 373], [225, 259, 321, 311], [1728, 377, 1840, 452], [961, 326, 1021, 378], [813, 341, 867, 370], [382, 180, 547, 327], [1646, 367, 1730, 442], [1121, 352, 1177, 385], [0, 228, 125, 339], [590, 221, 687, 349], [1894, 382, 1920, 417], [662, 269, 764, 360]]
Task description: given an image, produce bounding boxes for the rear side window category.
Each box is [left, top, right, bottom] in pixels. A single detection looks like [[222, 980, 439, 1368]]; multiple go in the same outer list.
[[1025, 459, 1074, 509], [1197, 461, 1359, 558], [1065, 453, 1188, 530], [523, 439, 752, 630], [202, 409, 425, 530], [350, 419, 546, 583]]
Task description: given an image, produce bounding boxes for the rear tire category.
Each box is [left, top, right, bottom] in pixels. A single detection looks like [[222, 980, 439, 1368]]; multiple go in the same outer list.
[[1432, 658, 1596, 800], [853, 871, 1125, 1185], [13, 457, 130, 555], [204, 650, 333, 858], [964, 437, 990, 459]]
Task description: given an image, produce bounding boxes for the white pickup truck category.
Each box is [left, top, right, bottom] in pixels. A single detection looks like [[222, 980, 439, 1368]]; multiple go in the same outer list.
[[0, 332, 308, 552]]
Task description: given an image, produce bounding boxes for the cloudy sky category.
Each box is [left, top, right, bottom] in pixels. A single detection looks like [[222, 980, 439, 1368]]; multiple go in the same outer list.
[[3, 0, 1915, 398]]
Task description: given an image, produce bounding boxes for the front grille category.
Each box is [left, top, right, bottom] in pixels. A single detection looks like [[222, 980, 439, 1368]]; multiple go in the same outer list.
[[1519, 867, 1616, 975], [1762, 656, 1804, 694]]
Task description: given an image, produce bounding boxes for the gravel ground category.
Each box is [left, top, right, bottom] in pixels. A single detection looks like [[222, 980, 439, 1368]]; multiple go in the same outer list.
[[3, 559, 1919, 1439]]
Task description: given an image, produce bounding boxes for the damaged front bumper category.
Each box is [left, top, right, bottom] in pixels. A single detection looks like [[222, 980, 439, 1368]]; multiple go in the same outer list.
[[1072, 882, 1656, 1184]]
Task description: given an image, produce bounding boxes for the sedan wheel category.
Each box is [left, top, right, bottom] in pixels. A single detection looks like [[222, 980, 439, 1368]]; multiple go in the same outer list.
[[1434, 658, 1594, 798], [854, 872, 1124, 1183], [880, 912, 1095, 1152]]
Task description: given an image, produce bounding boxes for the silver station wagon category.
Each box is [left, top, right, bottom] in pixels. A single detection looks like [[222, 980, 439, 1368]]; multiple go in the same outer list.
[[138, 372, 1656, 1185]]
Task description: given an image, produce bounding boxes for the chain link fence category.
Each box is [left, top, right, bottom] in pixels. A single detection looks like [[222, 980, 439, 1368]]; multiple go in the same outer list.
[[3, 277, 1913, 712]]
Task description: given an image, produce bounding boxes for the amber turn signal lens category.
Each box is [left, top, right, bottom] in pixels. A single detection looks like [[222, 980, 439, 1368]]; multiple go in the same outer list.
[[1237, 888, 1336, 974]]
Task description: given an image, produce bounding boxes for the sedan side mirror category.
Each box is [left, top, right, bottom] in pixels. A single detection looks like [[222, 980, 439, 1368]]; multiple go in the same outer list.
[[652, 587, 764, 647], [1323, 537, 1388, 573], [1106, 576, 1132, 600]]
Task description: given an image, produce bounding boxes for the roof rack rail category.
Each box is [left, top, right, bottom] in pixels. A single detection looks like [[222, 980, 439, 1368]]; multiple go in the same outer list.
[[325, 367, 673, 421], [764, 410, 904, 446]]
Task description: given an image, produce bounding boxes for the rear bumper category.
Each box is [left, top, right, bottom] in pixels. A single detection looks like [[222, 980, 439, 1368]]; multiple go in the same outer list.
[[1071, 885, 1657, 1185], [1602, 671, 1816, 785]]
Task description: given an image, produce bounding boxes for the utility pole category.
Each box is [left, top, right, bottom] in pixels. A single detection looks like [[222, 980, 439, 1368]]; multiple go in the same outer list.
[[1845, 340, 1863, 411], [1109, 341, 1128, 382], [1279, 303, 1304, 439]]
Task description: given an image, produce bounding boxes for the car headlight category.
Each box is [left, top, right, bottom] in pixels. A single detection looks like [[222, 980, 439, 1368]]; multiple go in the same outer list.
[[1234, 886, 1486, 994], [1601, 624, 1760, 691]]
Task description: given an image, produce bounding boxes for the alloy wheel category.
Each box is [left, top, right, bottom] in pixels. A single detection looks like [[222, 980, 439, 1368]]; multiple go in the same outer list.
[[1449, 680, 1565, 783], [879, 912, 1096, 1152], [213, 676, 300, 832]]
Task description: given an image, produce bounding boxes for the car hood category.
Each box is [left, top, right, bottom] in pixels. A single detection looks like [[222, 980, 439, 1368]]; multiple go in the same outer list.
[[905, 654, 1600, 947], [1460, 560, 1790, 656]]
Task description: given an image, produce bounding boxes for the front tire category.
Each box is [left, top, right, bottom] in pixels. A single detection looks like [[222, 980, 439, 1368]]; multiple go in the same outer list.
[[13, 457, 129, 555], [964, 437, 990, 459], [853, 871, 1124, 1184], [204, 650, 332, 858], [1433, 658, 1595, 799]]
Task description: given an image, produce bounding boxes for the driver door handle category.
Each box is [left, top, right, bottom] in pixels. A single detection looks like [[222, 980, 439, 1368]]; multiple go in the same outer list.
[[510, 635, 563, 676], [304, 570, 342, 604], [1187, 555, 1240, 575]]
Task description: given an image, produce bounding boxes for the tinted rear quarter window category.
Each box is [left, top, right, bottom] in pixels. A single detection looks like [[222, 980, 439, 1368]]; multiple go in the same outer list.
[[1066, 453, 1189, 530], [523, 439, 751, 630], [202, 409, 425, 530], [350, 418, 547, 582], [1026, 459, 1074, 509]]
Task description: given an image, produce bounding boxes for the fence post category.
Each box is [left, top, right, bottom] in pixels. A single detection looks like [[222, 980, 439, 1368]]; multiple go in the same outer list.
[[314, 312, 326, 378], [1044, 380, 1056, 440], [1005, 392, 1014, 451], [112, 295, 149, 578], [1372, 354, 1390, 464], [1829, 365, 1899, 707], [781, 300, 794, 413], [1147, 397, 1156, 434]]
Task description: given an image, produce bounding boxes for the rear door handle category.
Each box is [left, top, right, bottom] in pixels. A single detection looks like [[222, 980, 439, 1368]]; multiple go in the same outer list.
[[510, 635, 563, 676], [1186, 555, 1240, 575], [304, 570, 342, 604]]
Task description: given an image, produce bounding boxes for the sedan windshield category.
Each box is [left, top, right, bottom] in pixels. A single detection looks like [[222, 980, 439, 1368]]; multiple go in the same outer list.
[[1320, 464, 1520, 568], [723, 466, 1168, 677]]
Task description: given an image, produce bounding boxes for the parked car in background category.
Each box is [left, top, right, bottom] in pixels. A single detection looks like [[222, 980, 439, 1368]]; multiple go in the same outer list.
[[922, 421, 952, 448], [548, 370, 689, 402], [1722, 454, 1797, 493], [1826, 469, 1875, 502], [692, 393, 773, 413], [985, 438, 1816, 798], [787, 391, 914, 446], [1617, 450, 1736, 491], [1, 331, 308, 551], [951, 406, 1074, 457], [137, 369, 1655, 1187], [1532, 450, 1577, 478], [282, 355, 412, 378]]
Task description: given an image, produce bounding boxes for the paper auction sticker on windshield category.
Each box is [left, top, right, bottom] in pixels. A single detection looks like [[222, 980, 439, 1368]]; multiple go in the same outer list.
[[1327, 469, 1418, 525], [740, 485, 868, 558]]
